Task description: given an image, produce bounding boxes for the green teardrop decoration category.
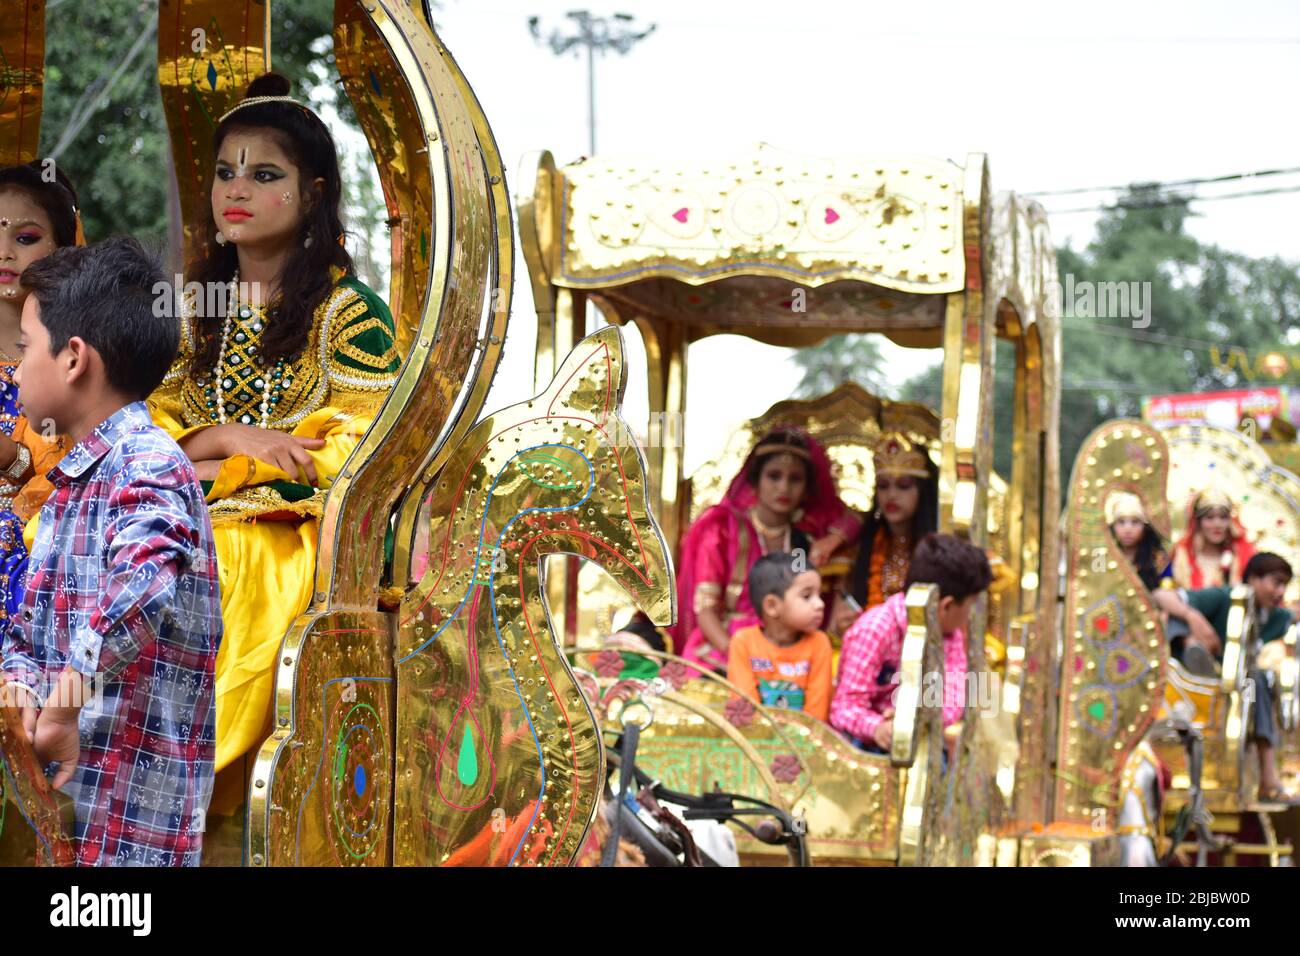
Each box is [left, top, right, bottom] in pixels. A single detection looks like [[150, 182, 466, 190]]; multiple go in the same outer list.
[[457, 723, 478, 786]]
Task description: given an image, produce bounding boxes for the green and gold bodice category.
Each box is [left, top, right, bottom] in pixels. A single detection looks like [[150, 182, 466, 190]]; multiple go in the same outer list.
[[157, 274, 401, 430]]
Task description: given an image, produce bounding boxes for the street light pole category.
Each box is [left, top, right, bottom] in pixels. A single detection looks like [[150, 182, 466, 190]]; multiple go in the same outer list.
[[529, 10, 656, 156], [586, 32, 596, 155]]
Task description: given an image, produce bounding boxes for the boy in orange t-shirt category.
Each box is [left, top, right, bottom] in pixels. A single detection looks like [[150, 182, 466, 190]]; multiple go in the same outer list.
[[727, 552, 833, 721]]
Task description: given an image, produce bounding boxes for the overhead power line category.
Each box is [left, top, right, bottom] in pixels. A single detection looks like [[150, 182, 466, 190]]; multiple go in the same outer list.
[[1044, 183, 1300, 216], [1059, 316, 1274, 352], [1026, 164, 1300, 198]]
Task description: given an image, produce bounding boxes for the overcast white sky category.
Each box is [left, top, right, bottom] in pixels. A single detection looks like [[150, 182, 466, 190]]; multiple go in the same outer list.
[[428, 0, 1300, 472]]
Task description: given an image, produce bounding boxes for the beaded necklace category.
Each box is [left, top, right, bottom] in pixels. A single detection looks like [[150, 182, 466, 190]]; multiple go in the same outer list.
[[881, 531, 911, 596], [749, 508, 792, 554], [0, 362, 18, 438], [205, 271, 290, 427]]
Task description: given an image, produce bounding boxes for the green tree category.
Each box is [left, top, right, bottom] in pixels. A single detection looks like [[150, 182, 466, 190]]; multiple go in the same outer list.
[[790, 333, 889, 397], [898, 185, 1300, 495], [1054, 186, 1300, 482]]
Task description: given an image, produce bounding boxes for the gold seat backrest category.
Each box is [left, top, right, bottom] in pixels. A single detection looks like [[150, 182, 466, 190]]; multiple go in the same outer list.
[[685, 381, 1009, 542], [684, 382, 937, 522], [1156, 586, 1255, 806]]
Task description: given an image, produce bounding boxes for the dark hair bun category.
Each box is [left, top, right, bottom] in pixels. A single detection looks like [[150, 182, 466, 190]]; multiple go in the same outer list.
[[244, 71, 292, 98]]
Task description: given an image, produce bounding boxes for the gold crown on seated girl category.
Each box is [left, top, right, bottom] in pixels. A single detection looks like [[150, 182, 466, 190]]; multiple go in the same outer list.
[[873, 431, 929, 478]]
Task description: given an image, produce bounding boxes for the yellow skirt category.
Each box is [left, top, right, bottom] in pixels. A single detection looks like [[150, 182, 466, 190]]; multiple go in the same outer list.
[[209, 518, 316, 814]]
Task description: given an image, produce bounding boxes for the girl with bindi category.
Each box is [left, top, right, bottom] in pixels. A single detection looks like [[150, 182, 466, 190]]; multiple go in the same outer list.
[[0, 162, 79, 627], [148, 73, 402, 812]]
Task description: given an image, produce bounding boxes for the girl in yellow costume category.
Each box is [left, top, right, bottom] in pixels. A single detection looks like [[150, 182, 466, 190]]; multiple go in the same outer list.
[[148, 74, 400, 811]]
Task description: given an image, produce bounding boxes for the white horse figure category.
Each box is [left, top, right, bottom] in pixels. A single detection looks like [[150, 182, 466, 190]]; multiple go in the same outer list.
[[1117, 741, 1164, 866]]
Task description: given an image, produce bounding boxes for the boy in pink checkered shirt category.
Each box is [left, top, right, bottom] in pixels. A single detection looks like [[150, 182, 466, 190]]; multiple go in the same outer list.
[[830, 533, 991, 752]]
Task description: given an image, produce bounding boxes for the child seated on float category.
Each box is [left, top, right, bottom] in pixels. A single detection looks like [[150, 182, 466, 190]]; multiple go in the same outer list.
[[1153, 552, 1298, 803], [1, 238, 222, 865], [830, 533, 992, 753], [726, 552, 833, 721]]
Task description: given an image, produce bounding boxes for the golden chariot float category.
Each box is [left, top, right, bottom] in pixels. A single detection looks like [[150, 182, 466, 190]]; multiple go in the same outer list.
[[0, 0, 1294, 868], [512, 143, 1176, 866]]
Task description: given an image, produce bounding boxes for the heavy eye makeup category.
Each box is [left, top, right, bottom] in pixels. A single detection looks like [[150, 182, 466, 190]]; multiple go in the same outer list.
[[216, 162, 287, 184]]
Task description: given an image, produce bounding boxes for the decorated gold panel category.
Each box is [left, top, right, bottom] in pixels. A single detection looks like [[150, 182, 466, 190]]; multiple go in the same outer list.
[[1056, 420, 1169, 824], [335, 0, 431, 361], [1018, 829, 1120, 867], [317, 0, 495, 608], [249, 611, 394, 867], [577, 651, 811, 799], [1156, 661, 1245, 808], [575, 648, 909, 864], [157, 0, 270, 260], [394, 326, 674, 866], [1161, 423, 1300, 601], [0, 0, 44, 166], [549, 146, 965, 294], [593, 275, 948, 344], [388, 19, 514, 586]]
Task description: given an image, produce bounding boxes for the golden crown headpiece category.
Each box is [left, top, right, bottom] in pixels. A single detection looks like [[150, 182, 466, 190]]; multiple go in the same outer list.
[[1192, 486, 1234, 517], [218, 95, 309, 124], [1104, 491, 1147, 525], [873, 431, 929, 479]]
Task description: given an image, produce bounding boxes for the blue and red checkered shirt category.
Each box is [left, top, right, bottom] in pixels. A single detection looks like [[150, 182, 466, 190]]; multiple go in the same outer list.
[[1, 401, 221, 866]]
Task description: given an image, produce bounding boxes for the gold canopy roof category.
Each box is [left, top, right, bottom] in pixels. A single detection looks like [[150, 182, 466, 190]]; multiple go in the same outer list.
[[545, 144, 964, 294], [521, 146, 1057, 350]]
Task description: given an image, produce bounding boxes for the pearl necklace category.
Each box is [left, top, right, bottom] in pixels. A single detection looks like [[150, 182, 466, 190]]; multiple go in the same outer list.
[[211, 271, 287, 428]]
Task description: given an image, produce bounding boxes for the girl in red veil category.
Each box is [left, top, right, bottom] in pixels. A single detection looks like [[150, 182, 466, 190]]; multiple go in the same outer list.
[[1169, 487, 1255, 589], [671, 428, 859, 670]]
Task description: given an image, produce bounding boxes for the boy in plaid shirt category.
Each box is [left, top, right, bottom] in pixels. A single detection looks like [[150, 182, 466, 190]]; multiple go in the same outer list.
[[831, 533, 991, 752], [1, 237, 222, 865]]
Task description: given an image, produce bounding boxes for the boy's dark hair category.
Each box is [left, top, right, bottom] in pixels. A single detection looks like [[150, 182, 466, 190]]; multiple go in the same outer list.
[[20, 236, 176, 399], [1244, 552, 1293, 583], [749, 551, 805, 612], [905, 533, 993, 601]]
